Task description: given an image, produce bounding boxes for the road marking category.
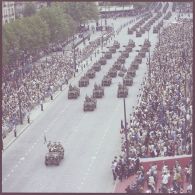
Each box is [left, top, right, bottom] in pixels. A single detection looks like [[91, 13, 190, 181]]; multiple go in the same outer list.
[[11, 169, 14, 173], [7, 174, 10, 177], [20, 157, 25, 161], [15, 164, 18, 168]]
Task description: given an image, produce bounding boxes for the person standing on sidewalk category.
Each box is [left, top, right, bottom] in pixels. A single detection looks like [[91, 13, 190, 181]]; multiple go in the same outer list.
[[14, 125, 17, 137], [44, 131, 47, 144]]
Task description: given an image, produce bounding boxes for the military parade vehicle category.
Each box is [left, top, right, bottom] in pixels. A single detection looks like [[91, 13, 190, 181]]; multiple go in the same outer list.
[[68, 84, 80, 99], [141, 46, 149, 53], [93, 83, 104, 98], [138, 51, 146, 58], [109, 46, 116, 53], [121, 51, 129, 58], [101, 75, 112, 86], [128, 39, 135, 48], [136, 30, 142, 37], [118, 70, 125, 77], [86, 68, 96, 79], [105, 51, 112, 59], [83, 95, 97, 111], [125, 45, 133, 53], [45, 141, 64, 166], [128, 28, 133, 34], [108, 67, 117, 78], [153, 26, 158, 33], [123, 75, 133, 86], [99, 56, 107, 65], [143, 39, 151, 47], [121, 65, 127, 72], [113, 62, 121, 70], [134, 55, 142, 64], [140, 27, 145, 34], [117, 83, 128, 98], [117, 56, 126, 64], [113, 40, 120, 49], [131, 60, 140, 70], [92, 62, 101, 72], [127, 67, 136, 77], [79, 74, 89, 87]]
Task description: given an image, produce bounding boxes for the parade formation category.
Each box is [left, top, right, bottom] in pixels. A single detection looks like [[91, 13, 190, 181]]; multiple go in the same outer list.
[[2, 1, 192, 193]]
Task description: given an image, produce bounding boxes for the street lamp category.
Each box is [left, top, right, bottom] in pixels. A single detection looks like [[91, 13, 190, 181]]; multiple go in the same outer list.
[[73, 34, 77, 73], [121, 84, 130, 165]]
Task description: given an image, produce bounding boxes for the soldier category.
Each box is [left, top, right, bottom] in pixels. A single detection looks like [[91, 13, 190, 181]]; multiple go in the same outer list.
[[47, 141, 52, 151], [69, 84, 73, 90], [94, 83, 98, 90], [85, 95, 90, 102]]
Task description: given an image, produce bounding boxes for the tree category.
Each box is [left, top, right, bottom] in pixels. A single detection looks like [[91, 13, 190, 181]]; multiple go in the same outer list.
[[23, 2, 36, 17]]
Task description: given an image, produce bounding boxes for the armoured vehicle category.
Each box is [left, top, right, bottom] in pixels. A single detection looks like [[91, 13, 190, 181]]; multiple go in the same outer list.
[[117, 83, 128, 98], [117, 56, 126, 64], [141, 46, 149, 53], [102, 75, 112, 86], [45, 142, 64, 166], [128, 28, 133, 34], [128, 40, 135, 48], [123, 75, 133, 86], [134, 55, 142, 64], [79, 74, 89, 87], [127, 67, 136, 77], [118, 70, 125, 77], [99, 57, 107, 65], [153, 27, 158, 33], [140, 27, 145, 34], [138, 51, 146, 58], [143, 39, 151, 47], [105, 51, 112, 59], [131, 60, 140, 70], [68, 84, 80, 99], [125, 45, 133, 53], [93, 83, 104, 98], [121, 51, 129, 58], [113, 41, 120, 49], [108, 67, 117, 78], [86, 69, 95, 79], [136, 31, 142, 37], [83, 95, 97, 111], [92, 62, 101, 72], [109, 46, 116, 53], [113, 62, 121, 70]]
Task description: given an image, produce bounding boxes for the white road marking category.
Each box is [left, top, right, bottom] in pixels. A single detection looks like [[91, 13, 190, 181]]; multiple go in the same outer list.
[[7, 174, 10, 177], [20, 157, 25, 160], [15, 164, 18, 168]]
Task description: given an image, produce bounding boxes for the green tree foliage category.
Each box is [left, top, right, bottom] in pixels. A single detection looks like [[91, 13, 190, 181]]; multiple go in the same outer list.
[[2, 2, 99, 67], [23, 2, 36, 17]]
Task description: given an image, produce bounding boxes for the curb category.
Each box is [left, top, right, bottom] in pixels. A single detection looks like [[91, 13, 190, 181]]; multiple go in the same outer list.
[[3, 123, 29, 151]]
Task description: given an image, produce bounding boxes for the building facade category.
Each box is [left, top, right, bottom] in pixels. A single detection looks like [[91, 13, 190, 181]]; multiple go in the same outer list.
[[2, 1, 15, 24]]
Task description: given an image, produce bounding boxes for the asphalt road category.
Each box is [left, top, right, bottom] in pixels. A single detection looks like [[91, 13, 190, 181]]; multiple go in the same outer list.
[[2, 3, 177, 192]]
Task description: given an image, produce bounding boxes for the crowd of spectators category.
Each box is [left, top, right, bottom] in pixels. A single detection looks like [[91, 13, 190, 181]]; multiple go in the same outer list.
[[2, 25, 114, 138], [112, 17, 192, 193], [125, 159, 192, 193]]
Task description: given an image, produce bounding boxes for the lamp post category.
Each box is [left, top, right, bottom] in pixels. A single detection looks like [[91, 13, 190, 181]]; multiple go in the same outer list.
[[73, 34, 77, 73], [122, 84, 130, 164], [101, 15, 103, 50], [18, 90, 23, 125], [148, 30, 151, 82]]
